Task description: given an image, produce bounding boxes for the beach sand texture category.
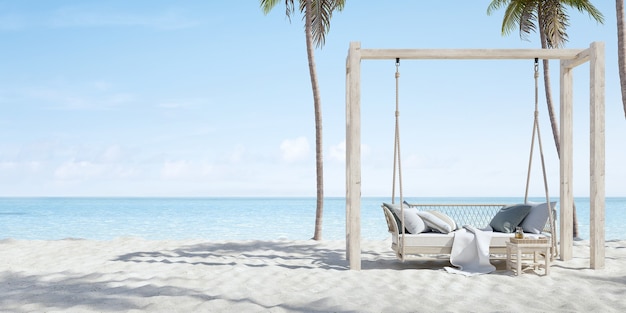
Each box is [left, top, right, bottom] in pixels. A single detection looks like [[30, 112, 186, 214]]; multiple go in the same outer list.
[[1, 238, 625, 312]]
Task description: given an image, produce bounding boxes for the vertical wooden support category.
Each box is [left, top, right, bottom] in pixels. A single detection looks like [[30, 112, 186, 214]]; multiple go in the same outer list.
[[345, 55, 351, 263], [559, 59, 574, 261], [589, 41, 606, 269], [346, 42, 362, 270]]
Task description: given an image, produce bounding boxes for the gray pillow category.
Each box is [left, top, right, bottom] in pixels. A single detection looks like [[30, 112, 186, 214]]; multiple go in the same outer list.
[[489, 203, 532, 233], [417, 211, 456, 234], [383, 203, 427, 234], [429, 210, 457, 231], [520, 202, 557, 234]]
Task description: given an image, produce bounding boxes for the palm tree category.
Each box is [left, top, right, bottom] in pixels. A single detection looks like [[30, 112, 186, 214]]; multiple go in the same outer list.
[[260, 0, 345, 240], [487, 0, 604, 238], [618, 0, 626, 118]]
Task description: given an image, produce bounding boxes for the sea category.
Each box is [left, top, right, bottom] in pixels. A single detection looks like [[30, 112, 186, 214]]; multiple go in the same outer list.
[[0, 197, 624, 241]]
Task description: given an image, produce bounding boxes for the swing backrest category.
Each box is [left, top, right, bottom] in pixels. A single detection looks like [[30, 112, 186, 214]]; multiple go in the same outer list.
[[384, 202, 556, 234], [407, 204, 506, 230]]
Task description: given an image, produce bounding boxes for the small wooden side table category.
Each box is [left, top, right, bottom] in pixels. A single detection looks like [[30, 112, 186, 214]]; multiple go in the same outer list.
[[506, 238, 551, 276]]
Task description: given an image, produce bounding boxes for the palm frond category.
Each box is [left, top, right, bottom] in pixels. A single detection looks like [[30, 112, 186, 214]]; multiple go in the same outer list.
[[489, 0, 602, 47], [499, 0, 538, 40], [518, 1, 538, 41], [260, 0, 296, 21], [299, 0, 345, 48], [541, 0, 569, 48], [501, 1, 522, 36], [487, 0, 512, 15], [560, 0, 604, 24]]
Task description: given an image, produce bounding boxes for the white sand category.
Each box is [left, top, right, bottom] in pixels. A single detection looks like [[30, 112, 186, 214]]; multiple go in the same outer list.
[[1, 238, 625, 313]]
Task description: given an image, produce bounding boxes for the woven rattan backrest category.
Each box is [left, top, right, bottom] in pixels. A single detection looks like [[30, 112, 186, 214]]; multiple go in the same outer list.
[[408, 204, 506, 229]]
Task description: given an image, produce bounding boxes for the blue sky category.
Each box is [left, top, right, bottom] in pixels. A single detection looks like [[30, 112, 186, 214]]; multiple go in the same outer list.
[[0, 0, 623, 197]]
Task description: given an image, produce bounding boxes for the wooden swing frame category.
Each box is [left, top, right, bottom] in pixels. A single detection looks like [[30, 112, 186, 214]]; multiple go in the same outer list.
[[345, 41, 606, 270]]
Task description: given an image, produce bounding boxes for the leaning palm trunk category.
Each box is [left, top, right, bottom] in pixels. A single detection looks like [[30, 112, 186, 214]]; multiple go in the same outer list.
[[261, 0, 345, 241], [304, 0, 324, 241], [618, 0, 626, 118], [538, 13, 579, 238]]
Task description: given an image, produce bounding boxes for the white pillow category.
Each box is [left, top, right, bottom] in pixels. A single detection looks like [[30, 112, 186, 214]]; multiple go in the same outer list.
[[520, 201, 557, 234], [417, 211, 456, 234], [384, 203, 428, 234], [429, 210, 457, 231]]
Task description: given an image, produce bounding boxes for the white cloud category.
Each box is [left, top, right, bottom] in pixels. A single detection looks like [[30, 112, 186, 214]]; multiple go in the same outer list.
[[54, 160, 105, 180], [229, 145, 245, 163], [329, 141, 372, 162], [160, 160, 213, 180], [280, 137, 310, 162], [362, 144, 371, 157], [101, 145, 123, 162], [53, 158, 138, 181], [0, 161, 36, 172], [329, 140, 345, 162], [0, 161, 16, 170]]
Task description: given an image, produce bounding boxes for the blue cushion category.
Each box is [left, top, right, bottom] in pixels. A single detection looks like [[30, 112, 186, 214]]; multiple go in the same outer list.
[[489, 203, 532, 233], [520, 202, 556, 234]]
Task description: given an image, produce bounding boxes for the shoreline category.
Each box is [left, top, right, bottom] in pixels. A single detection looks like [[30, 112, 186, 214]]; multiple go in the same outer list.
[[1, 238, 625, 312]]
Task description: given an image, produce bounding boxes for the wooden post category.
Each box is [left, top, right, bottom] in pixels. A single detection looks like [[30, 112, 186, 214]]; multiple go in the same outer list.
[[345, 55, 351, 263], [589, 41, 606, 269], [559, 59, 574, 261], [346, 42, 362, 270]]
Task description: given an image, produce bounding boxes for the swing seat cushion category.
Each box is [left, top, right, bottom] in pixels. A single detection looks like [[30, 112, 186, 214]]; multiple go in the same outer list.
[[396, 231, 517, 249], [489, 203, 532, 233], [520, 201, 557, 234]]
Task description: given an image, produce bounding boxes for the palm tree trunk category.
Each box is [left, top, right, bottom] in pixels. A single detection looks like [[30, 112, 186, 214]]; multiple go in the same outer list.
[[540, 59, 560, 157], [538, 11, 579, 238], [618, 0, 626, 118], [304, 0, 324, 241]]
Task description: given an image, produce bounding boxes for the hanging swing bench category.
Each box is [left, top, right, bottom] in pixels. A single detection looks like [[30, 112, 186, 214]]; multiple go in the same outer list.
[[380, 58, 557, 261]]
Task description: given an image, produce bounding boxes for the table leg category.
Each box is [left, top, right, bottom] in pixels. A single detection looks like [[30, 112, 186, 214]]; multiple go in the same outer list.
[[516, 247, 522, 276], [506, 245, 511, 272], [544, 247, 550, 275]]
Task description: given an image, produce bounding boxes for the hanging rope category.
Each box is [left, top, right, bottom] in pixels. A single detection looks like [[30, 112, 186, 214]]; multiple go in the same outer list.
[[524, 58, 558, 259], [390, 58, 406, 260], [392, 58, 403, 205]]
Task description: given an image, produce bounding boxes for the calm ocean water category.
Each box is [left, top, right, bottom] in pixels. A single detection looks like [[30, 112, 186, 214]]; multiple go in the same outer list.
[[0, 197, 624, 241]]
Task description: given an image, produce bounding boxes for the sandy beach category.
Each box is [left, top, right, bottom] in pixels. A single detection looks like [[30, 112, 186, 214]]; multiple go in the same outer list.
[[1, 238, 625, 312]]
